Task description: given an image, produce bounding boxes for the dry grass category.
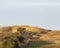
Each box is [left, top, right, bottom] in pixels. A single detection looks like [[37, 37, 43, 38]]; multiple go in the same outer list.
[[0, 25, 60, 48]]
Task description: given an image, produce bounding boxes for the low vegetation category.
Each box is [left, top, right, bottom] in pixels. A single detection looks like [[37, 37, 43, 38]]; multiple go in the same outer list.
[[0, 25, 60, 48]]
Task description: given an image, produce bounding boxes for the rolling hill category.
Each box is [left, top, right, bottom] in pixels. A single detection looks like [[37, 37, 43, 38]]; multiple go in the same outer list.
[[0, 25, 60, 44], [0, 25, 60, 48]]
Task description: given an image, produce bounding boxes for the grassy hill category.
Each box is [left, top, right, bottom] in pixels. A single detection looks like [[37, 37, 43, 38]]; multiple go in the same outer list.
[[0, 25, 60, 48]]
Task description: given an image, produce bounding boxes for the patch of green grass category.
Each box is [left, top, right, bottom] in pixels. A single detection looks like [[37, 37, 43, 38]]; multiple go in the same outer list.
[[27, 40, 51, 48], [40, 44, 60, 48], [28, 40, 60, 48]]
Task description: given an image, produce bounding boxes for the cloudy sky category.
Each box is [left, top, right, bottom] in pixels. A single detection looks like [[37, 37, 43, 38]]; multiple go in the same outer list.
[[0, 0, 60, 30]]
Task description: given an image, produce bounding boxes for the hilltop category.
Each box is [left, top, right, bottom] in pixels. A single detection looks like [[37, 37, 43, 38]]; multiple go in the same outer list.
[[0, 25, 48, 33]]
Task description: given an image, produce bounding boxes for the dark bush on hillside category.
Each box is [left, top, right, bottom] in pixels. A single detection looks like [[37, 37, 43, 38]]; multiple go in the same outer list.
[[17, 36, 25, 43]]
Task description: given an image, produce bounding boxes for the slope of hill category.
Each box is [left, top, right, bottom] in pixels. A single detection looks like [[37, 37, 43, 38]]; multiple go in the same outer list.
[[40, 30, 60, 43], [0, 25, 47, 33]]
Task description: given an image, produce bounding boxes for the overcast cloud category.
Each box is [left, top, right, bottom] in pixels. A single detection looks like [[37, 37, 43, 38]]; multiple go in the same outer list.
[[0, 0, 60, 30]]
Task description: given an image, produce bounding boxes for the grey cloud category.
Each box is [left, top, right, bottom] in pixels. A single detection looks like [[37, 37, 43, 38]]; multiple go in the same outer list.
[[1, 0, 60, 2], [0, 1, 60, 6], [0, 0, 60, 30]]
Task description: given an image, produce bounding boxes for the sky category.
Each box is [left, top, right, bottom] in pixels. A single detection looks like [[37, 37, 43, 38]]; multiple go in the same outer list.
[[0, 0, 60, 30]]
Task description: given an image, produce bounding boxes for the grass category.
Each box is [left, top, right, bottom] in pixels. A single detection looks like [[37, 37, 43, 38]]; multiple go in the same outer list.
[[27, 39, 60, 48], [27, 39, 51, 48], [0, 32, 60, 48], [40, 44, 60, 48], [27, 40, 60, 48]]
